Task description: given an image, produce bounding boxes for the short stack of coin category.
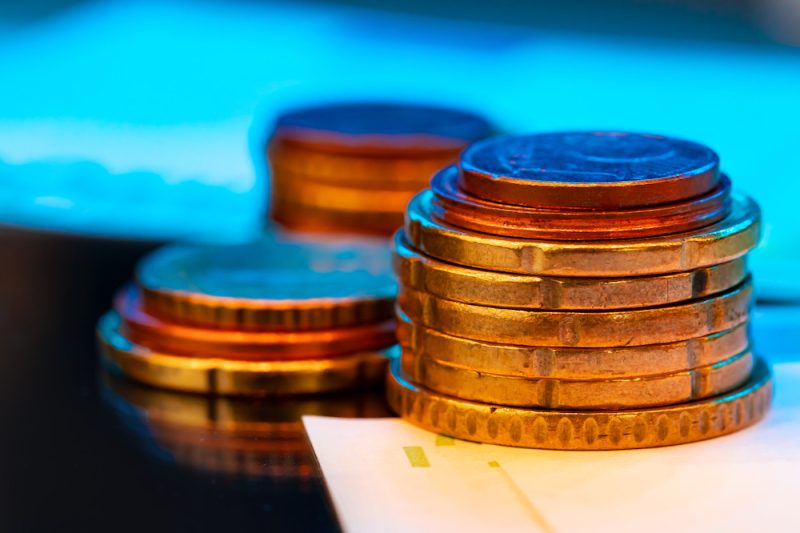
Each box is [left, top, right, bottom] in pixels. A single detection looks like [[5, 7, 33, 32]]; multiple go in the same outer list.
[[389, 131, 772, 450], [98, 237, 396, 396], [267, 102, 491, 236]]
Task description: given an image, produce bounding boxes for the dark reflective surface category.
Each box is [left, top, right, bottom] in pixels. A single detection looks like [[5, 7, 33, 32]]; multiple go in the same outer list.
[[0, 226, 386, 532]]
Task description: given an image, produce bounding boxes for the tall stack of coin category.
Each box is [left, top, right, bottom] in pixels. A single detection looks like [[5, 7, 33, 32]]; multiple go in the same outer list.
[[267, 102, 491, 236], [389, 131, 772, 450], [98, 237, 396, 396]]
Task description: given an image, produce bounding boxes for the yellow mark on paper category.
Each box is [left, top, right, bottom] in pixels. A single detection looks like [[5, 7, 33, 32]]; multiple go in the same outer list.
[[403, 446, 430, 468], [436, 435, 456, 446], [488, 460, 500, 468]]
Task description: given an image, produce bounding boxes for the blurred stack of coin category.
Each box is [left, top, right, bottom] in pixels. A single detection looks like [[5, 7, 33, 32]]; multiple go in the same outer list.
[[389, 131, 772, 450], [102, 372, 391, 480], [267, 102, 491, 236], [98, 237, 396, 396]]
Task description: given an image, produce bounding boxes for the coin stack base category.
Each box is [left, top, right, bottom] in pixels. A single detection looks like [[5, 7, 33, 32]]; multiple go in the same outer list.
[[390, 131, 770, 450]]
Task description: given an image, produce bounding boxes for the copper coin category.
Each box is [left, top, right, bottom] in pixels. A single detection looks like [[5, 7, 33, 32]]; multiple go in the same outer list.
[[98, 311, 391, 396], [270, 102, 491, 157], [271, 200, 404, 237], [136, 238, 396, 331], [459, 132, 720, 209], [405, 190, 759, 277], [269, 144, 457, 190], [116, 285, 396, 360], [431, 165, 731, 240]]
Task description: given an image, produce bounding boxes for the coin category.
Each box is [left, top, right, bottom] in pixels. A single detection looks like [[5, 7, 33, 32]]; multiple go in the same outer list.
[[396, 310, 750, 379], [271, 102, 491, 156], [394, 233, 747, 310], [431, 165, 732, 240], [401, 348, 753, 409], [271, 200, 403, 237], [386, 356, 773, 450], [98, 311, 390, 395], [269, 147, 456, 189], [459, 132, 720, 209], [405, 190, 759, 276], [137, 237, 396, 331], [398, 279, 751, 347], [116, 285, 396, 360], [271, 173, 415, 214]]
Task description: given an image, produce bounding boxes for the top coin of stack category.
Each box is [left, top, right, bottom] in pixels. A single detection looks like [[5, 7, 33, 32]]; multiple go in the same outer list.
[[389, 131, 772, 450], [98, 237, 397, 396], [267, 102, 492, 236]]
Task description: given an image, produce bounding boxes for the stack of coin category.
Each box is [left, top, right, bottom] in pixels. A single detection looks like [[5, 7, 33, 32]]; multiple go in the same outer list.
[[98, 237, 396, 396], [389, 131, 772, 450], [268, 102, 491, 236]]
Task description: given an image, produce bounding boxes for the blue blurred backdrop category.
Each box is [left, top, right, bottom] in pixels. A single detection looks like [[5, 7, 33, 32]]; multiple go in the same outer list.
[[0, 0, 798, 297]]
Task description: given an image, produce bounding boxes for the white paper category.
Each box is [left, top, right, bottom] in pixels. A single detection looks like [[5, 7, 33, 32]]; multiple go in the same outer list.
[[305, 362, 800, 533]]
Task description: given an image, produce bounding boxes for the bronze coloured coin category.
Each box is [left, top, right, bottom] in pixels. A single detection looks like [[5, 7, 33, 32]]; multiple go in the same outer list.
[[386, 356, 773, 450], [458, 132, 720, 209], [98, 312, 390, 396], [137, 238, 395, 331], [431, 165, 731, 240], [405, 190, 759, 277], [394, 233, 747, 310], [116, 285, 396, 360], [396, 310, 750, 380], [400, 348, 753, 409], [397, 279, 751, 347]]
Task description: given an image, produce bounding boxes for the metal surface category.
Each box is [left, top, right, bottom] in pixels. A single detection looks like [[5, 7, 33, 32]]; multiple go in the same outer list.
[[137, 237, 396, 331], [459, 132, 720, 208], [394, 233, 748, 309], [99, 311, 391, 396], [398, 279, 751, 347], [272, 102, 491, 154], [117, 285, 396, 360], [387, 355, 773, 450], [396, 310, 750, 379], [431, 165, 731, 240], [405, 190, 760, 276], [400, 348, 753, 409]]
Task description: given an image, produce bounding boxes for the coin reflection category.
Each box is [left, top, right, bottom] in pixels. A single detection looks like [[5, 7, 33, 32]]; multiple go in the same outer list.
[[100, 372, 392, 480]]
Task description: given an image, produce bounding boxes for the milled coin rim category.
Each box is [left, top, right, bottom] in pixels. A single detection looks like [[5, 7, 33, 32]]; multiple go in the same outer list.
[[387, 356, 773, 450]]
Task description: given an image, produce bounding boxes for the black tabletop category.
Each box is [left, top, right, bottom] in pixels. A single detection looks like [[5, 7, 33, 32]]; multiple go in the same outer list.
[[0, 226, 381, 533]]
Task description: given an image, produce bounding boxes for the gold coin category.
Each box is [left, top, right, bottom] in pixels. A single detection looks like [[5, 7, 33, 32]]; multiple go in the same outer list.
[[137, 237, 395, 331], [98, 312, 390, 396], [401, 348, 753, 409], [386, 356, 773, 450], [404, 190, 759, 276], [399, 279, 751, 347], [397, 310, 750, 379], [394, 233, 747, 310]]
